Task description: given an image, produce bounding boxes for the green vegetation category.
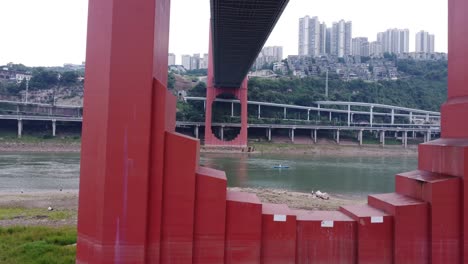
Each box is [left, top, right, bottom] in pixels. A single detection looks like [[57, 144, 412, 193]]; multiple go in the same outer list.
[[176, 59, 447, 123], [0, 208, 75, 221], [0, 226, 76, 264], [248, 59, 447, 111], [0, 131, 81, 143]]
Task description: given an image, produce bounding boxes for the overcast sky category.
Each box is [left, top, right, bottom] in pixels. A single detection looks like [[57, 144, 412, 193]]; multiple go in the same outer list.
[[0, 0, 447, 67]]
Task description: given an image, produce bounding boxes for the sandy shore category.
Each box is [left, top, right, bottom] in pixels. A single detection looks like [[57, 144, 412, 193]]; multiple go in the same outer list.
[[0, 188, 365, 227]]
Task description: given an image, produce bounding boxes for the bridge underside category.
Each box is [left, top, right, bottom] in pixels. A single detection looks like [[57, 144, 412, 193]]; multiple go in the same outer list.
[[77, 0, 468, 263], [205, 0, 288, 147], [211, 0, 289, 88]]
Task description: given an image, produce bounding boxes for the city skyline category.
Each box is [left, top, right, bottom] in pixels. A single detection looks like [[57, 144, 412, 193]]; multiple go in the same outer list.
[[0, 0, 447, 66]]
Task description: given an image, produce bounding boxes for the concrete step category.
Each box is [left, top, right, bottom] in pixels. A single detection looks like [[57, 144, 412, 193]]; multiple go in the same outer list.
[[395, 170, 461, 264], [261, 203, 296, 264], [340, 204, 393, 264], [193, 167, 227, 264], [368, 193, 429, 264], [294, 210, 356, 264], [225, 190, 262, 264], [418, 138, 468, 262], [160, 132, 199, 263]]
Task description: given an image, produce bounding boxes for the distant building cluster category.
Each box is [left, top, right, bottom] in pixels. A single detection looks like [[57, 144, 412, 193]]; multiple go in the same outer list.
[[288, 55, 398, 81], [168, 53, 209, 71], [298, 16, 436, 59], [298, 16, 352, 58], [287, 51, 447, 82], [416, 31, 435, 53], [254, 46, 284, 70], [0, 67, 32, 83]]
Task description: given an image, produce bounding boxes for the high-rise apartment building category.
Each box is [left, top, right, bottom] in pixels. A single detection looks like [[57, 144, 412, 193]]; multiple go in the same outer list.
[[352, 37, 369, 56], [191, 54, 200, 70], [377, 29, 409, 54], [416, 31, 435, 53], [319, 23, 327, 55], [298, 16, 321, 56], [168, 53, 176, 66], [181, 55, 191, 70], [369, 41, 383, 57], [331, 20, 352, 57], [199, 53, 209, 69]]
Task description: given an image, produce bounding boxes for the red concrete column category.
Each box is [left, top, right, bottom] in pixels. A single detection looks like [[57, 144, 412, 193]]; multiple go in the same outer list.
[[225, 191, 262, 263], [160, 132, 199, 263], [340, 204, 393, 264], [193, 167, 227, 264], [146, 82, 176, 263], [368, 193, 429, 264], [295, 210, 356, 264], [260, 204, 297, 264], [442, 0, 468, 137], [204, 26, 248, 147], [395, 170, 461, 263], [76, 0, 169, 262]]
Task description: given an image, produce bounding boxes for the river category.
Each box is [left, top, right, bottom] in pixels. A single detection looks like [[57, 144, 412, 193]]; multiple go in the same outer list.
[[0, 152, 417, 197]]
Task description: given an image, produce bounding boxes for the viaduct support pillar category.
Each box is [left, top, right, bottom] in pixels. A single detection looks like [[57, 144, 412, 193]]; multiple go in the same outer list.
[[380, 131, 385, 146], [267, 128, 271, 141], [347, 105, 351, 126], [194, 125, 199, 139], [403, 131, 408, 148], [336, 129, 340, 144], [17, 119, 22, 139], [358, 130, 363, 146], [52, 120, 56, 137], [220, 126, 224, 141], [290, 128, 295, 143], [391, 109, 395, 125], [313, 129, 317, 143]]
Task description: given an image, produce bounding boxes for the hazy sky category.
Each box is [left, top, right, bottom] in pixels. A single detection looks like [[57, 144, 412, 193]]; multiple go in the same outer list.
[[0, 0, 447, 66]]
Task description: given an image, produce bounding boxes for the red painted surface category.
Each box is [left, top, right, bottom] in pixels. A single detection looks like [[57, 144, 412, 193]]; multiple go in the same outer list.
[[160, 132, 199, 263], [146, 80, 175, 262], [78, 0, 468, 262], [396, 170, 462, 263], [419, 140, 468, 263], [225, 191, 262, 264], [368, 193, 429, 264], [261, 204, 296, 264], [193, 167, 227, 264], [77, 0, 167, 261], [204, 26, 248, 147], [295, 210, 356, 264], [340, 204, 393, 264]]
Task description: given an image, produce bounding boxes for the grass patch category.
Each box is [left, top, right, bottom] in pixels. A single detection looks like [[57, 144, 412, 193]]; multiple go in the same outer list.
[[0, 131, 81, 144], [0, 208, 75, 221], [0, 226, 76, 264]]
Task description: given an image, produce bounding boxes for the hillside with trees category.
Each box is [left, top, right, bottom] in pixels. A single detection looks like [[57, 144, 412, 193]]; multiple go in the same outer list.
[[176, 59, 447, 122]]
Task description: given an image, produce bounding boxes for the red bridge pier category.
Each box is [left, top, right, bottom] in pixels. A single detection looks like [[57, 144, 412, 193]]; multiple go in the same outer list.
[[76, 0, 468, 263]]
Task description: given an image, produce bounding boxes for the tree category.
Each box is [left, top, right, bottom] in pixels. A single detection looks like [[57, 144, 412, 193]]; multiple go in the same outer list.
[[61, 71, 79, 85], [29, 68, 58, 90], [168, 72, 176, 90]]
